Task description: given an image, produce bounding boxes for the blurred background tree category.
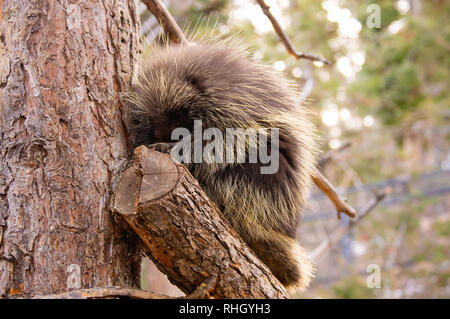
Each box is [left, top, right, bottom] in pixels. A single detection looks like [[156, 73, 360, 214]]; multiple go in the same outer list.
[[138, 0, 449, 298]]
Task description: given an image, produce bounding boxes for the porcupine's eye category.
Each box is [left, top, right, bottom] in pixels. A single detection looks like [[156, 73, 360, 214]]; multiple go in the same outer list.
[[131, 117, 141, 127], [185, 74, 205, 94]]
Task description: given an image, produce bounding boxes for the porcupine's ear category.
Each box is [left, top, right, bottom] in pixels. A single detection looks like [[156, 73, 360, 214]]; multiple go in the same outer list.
[[184, 73, 206, 94]]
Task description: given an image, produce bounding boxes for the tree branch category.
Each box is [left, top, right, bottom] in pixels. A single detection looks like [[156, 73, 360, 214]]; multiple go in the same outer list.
[[31, 288, 176, 299], [314, 142, 359, 220], [111, 146, 289, 299], [312, 168, 357, 219], [255, 0, 330, 64], [310, 187, 392, 260], [30, 275, 217, 299], [141, 0, 189, 45], [31, 276, 217, 299]]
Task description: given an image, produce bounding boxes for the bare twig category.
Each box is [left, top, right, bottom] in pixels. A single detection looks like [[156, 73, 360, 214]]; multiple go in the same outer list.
[[350, 187, 392, 225], [312, 167, 357, 219], [255, 0, 330, 64], [310, 187, 392, 260], [318, 141, 352, 166], [141, 0, 188, 44]]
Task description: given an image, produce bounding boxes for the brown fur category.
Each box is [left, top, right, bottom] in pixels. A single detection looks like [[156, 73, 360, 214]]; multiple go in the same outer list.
[[125, 37, 318, 293]]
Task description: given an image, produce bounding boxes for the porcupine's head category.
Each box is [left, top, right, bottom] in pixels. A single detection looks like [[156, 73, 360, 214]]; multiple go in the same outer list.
[[125, 38, 244, 148]]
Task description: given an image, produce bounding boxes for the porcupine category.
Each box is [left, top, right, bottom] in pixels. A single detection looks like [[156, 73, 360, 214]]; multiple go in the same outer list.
[[125, 37, 318, 293]]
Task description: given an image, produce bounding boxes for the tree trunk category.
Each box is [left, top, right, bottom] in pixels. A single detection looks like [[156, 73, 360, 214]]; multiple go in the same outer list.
[[0, 0, 141, 297]]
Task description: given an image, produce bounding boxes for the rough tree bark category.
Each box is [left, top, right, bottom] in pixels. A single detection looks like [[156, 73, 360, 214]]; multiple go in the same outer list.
[[0, 0, 142, 297], [112, 147, 289, 298]]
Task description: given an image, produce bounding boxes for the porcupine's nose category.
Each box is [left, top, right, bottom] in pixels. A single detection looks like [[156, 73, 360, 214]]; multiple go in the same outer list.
[[152, 113, 176, 143]]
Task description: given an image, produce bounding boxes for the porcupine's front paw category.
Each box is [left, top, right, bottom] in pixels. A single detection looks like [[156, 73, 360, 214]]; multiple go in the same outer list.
[[147, 142, 174, 154]]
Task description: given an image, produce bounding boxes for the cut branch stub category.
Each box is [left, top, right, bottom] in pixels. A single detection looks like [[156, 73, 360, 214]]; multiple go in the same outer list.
[[136, 147, 179, 203], [112, 146, 289, 299]]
